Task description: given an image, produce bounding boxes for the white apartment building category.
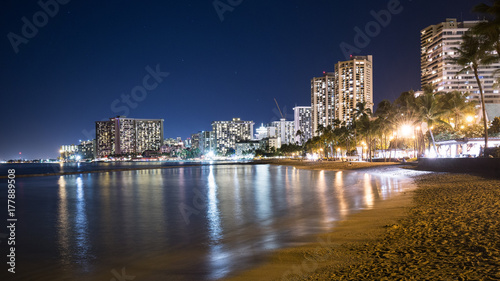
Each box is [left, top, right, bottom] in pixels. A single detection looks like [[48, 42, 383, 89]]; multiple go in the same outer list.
[[311, 72, 335, 136], [199, 131, 215, 154], [212, 118, 254, 155], [293, 106, 312, 144], [270, 118, 295, 145], [421, 18, 500, 104], [334, 55, 373, 125]]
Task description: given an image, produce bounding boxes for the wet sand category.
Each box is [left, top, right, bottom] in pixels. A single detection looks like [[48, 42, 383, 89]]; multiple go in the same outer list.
[[266, 159, 402, 171], [223, 162, 500, 280]]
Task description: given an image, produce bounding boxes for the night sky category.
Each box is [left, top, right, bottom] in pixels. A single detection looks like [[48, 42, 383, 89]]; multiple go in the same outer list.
[[0, 0, 484, 160]]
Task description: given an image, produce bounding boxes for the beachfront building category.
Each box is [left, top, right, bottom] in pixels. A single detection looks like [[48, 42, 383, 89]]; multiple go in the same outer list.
[[212, 118, 254, 155], [311, 55, 373, 135], [334, 55, 373, 125], [421, 18, 500, 105], [254, 124, 268, 140], [311, 72, 335, 136], [199, 131, 215, 155], [293, 106, 312, 144], [59, 140, 96, 161], [191, 133, 200, 150], [95, 117, 164, 157], [435, 137, 500, 158], [259, 137, 281, 150], [270, 118, 295, 145], [183, 138, 191, 148], [235, 140, 261, 156], [78, 140, 95, 160], [59, 144, 78, 161]]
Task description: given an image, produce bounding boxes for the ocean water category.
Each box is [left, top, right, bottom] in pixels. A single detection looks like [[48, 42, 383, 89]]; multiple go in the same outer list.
[[0, 161, 235, 176], [0, 164, 412, 280]]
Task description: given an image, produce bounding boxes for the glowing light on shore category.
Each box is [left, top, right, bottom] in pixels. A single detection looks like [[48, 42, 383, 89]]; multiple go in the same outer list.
[[401, 124, 412, 137], [306, 153, 318, 161]]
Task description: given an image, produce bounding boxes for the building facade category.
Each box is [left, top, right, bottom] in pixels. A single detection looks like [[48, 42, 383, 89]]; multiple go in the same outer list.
[[212, 118, 254, 155], [96, 117, 164, 157], [254, 124, 268, 140], [59, 144, 78, 161], [334, 55, 373, 125], [293, 106, 312, 144], [421, 18, 500, 104], [199, 131, 215, 155], [59, 140, 95, 161], [78, 140, 95, 160], [311, 56, 373, 135], [311, 72, 335, 136], [270, 118, 295, 145], [191, 133, 200, 150], [235, 140, 261, 156], [259, 137, 281, 150]]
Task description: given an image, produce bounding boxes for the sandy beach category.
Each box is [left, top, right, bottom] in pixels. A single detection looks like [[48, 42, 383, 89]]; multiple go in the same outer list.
[[223, 161, 500, 280], [265, 159, 403, 171]]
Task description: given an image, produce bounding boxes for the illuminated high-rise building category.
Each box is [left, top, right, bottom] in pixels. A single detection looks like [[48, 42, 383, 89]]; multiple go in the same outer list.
[[421, 18, 500, 105], [212, 118, 254, 155], [293, 106, 312, 144], [78, 140, 96, 160], [96, 117, 164, 157], [334, 55, 373, 125], [199, 131, 215, 154], [311, 56, 373, 135], [311, 72, 335, 136], [270, 118, 295, 145]]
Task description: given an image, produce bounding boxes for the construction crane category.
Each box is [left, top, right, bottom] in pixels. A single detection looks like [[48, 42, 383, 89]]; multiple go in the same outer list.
[[274, 98, 284, 119]]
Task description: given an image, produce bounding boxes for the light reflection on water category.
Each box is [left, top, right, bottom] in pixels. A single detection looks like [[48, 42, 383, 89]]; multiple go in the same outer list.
[[11, 164, 413, 280], [74, 177, 90, 270]]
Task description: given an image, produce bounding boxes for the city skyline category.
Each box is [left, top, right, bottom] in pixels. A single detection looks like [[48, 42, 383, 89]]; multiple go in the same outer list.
[[0, 0, 484, 159]]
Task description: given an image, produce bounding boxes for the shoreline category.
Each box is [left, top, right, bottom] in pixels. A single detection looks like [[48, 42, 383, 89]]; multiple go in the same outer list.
[[222, 163, 422, 281], [265, 159, 404, 172], [0, 159, 400, 178], [223, 162, 500, 280], [0, 160, 277, 178]]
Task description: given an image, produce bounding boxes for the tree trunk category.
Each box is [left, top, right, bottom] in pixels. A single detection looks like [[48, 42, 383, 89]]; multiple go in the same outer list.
[[429, 127, 438, 157], [474, 67, 489, 150], [384, 133, 387, 162]]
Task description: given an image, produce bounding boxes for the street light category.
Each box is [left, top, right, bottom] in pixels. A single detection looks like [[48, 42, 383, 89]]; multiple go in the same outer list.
[[401, 124, 413, 138]]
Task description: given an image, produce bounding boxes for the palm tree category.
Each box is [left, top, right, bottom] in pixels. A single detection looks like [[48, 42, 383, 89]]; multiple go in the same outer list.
[[335, 122, 353, 158], [449, 32, 497, 148], [473, 1, 500, 58], [295, 129, 304, 145], [315, 124, 325, 136], [441, 91, 477, 130], [353, 101, 373, 120], [375, 100, 395, 161], [416, 89, 446, 156], [392, 90, 424, 157], [323, 125, 335, 158], [394, 90, 418, 116], [352, 102, 373, 148], [356, 115, 376, 161], [474, 1, 500, 89], [314, 124, 332, 158]]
